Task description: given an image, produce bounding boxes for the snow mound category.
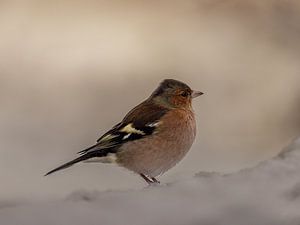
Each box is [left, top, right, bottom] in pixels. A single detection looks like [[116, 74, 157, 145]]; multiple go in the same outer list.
[[1, 138, 300, 225]]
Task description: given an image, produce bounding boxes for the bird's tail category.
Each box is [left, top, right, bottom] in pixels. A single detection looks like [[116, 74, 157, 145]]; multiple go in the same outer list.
[[44, 151, 103, 176]]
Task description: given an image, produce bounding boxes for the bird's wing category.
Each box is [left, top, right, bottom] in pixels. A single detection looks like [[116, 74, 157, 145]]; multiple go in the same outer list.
[[77, 100, 169, 155], [45, 100, 169, 176]]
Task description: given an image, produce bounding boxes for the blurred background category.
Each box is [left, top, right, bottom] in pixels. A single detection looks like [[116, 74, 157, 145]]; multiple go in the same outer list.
[[1, 0, 300, 200]]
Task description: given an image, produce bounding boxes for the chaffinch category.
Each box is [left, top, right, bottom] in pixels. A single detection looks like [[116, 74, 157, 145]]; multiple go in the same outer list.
[[45, 79, 203, 184]]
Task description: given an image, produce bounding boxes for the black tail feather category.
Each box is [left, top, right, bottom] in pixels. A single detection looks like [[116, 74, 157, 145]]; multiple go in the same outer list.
[[77, 143, 99, 155], [45, 151, 103, 176]]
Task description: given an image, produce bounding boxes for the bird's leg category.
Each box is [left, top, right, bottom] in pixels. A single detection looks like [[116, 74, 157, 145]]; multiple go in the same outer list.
[[140, 173, 154, 184], [151, 177, 160, 184]]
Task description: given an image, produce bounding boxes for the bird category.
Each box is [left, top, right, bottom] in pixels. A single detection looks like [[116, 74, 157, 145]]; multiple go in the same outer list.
[[45, 79, 203, 184]]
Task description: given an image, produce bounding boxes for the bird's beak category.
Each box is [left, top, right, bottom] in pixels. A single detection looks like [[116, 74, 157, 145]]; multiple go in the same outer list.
[[191, 90, 204, 98]]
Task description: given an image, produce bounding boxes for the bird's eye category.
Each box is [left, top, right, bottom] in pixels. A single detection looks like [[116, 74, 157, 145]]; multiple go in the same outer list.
[[180, 92, 189, 97]]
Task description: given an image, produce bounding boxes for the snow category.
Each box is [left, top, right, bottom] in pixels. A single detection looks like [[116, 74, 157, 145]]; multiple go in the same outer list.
[[1, 138, 300, 225]]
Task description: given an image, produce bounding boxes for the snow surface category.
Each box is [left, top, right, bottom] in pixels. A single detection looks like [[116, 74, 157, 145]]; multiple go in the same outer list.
[[1, 138, 300, 225]]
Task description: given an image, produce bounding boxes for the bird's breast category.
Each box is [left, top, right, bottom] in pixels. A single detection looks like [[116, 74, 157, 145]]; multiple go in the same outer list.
[[116, 109, 196, 177]]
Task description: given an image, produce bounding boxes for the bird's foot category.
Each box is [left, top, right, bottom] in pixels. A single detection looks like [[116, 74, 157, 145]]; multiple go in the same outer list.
[[151, 177, 160, 184], [140, 173, 160, 186]]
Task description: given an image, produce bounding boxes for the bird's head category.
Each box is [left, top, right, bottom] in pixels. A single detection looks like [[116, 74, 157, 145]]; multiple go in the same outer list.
[[150, 79, 203, 109]]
